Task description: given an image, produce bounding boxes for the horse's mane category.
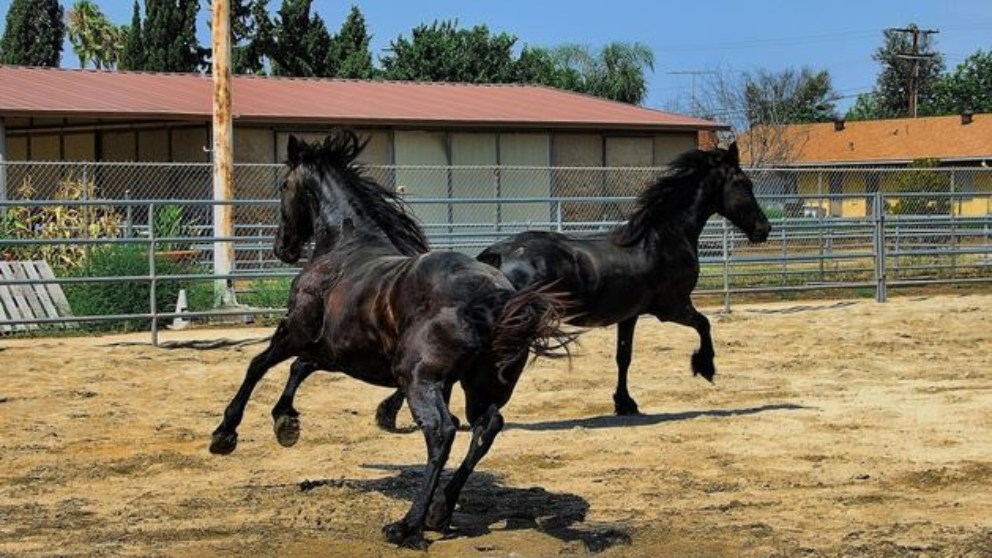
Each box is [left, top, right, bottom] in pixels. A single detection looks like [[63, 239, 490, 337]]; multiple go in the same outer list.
[[610, 148, 722, 247], [295, 129, 430, 256]]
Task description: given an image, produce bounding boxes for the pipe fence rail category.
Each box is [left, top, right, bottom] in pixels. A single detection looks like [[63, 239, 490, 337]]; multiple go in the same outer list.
[[2, 162, 990, 343]]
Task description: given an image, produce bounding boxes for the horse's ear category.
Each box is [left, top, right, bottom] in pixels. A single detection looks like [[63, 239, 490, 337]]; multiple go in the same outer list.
[[287, 135, 303, 166], [727, 141, 740, 166]]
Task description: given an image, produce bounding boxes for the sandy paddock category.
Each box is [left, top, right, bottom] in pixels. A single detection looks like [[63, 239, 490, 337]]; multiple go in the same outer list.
[[1, 294, 990, 557]]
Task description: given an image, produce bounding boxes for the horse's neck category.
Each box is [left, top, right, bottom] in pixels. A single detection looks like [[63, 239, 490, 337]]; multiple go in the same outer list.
[[652, 197, 715, 253]]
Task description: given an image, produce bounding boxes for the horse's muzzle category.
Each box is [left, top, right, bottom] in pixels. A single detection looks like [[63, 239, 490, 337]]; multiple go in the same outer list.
[[749, 222, 771, 243]]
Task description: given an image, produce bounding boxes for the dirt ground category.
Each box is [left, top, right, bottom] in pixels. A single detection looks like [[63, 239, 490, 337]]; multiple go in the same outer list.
[[1, 294, 990, 558]]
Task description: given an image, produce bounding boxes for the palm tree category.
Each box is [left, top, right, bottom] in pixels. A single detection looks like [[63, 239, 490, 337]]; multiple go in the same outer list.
[[67, 0, 105, 68], [67, 0, 125, 69], [550, 42, 655, 105]]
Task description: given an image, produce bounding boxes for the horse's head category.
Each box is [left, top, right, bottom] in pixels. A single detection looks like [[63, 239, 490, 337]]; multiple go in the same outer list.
[[274, 135, 318, 263], [707, 142, 771, 243]]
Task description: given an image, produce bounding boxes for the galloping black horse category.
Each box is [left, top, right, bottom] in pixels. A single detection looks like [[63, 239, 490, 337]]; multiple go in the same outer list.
[[373, 142, 770, 427], [209, 130, 570, 549]]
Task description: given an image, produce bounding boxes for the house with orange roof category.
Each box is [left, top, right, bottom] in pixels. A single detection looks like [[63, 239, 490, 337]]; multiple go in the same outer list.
[[739, 112, 992, 217]]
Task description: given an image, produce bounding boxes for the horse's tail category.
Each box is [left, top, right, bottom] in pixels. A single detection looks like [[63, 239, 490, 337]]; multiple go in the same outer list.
[[489, 284, 576, 383]]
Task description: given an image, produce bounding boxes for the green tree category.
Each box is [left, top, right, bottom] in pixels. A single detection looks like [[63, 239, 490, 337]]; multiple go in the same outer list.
[[119, 1, 145, 71], [231, 0, 273, 75], [888, 158, 951, 215], [514, 45, 582, 90], [270, 0, 332, 77], [144, 0, 202, 72], [744, 67, 838, 126], [380, 20, 518, 83], [0, 0, 65, 66], [327, 5, 374, 78], [848, 24, 945, 120], [547, 42, 654, 104], [931, 49, 992, 114]]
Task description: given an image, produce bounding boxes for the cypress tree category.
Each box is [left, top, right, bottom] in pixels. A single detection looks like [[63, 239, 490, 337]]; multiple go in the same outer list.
[[119, 1, 146, 70], [144, 0, 202, 72], [0, 0, 65, 66], [328, 5, 374, 79], [271, 0, 331, 77]]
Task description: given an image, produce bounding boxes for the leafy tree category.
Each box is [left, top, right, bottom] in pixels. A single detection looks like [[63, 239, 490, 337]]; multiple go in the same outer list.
[[327, 5, 374, 78], [692, 66, 839, 165], [231, 0, 273, 75], [144, 0, 202, 72], [888, 158, 951, 215], [848, 24, 945, 120], [744, 67, 838, 126], [119, 1, 145, 71], [381, 20, 517, 83], [514, 45, 581, 90], [270, 0, 332, 77], [930, 49, 992, 114], [0, 0, 65, 66]]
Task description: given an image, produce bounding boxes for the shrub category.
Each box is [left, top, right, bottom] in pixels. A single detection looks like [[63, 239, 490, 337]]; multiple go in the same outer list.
[[64, 243, 212, 332]]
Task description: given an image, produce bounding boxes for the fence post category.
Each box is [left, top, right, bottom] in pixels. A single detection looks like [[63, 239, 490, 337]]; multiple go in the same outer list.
[[722, 217, 731, 313], [124, 189, 134, 238], [149, 202, 159, 346], [872, 192, 887, 302], [949, 171, 958, 277], [555, 200, 563, 232]]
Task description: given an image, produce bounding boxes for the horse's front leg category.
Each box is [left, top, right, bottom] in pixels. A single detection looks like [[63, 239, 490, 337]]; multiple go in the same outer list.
[[376, 382, 460, 432], [210, 321, 296, 455], [382, 376, 456, 550], [613, 317, 641, 415], [271, 359, 319, 447], [668, 303, 715, 382]]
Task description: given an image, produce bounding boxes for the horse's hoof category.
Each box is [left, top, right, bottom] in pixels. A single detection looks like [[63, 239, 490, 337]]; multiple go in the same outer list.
[[425, 497, 452, 532], [613, 394, 641, 416], [274, 414, 300, 447], [691, 352, 716, 383], [209, 431, 238, 455], [383, 521, 428, 549]]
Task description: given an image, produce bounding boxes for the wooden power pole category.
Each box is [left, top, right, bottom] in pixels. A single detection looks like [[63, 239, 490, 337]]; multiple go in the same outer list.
[[889, 26, 939, 118], [211, 0, 234, 304]]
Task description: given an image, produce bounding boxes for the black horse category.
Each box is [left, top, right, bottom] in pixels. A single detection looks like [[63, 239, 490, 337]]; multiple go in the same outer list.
[[209, 130, 571, 549], [371, 142, 770, 427]]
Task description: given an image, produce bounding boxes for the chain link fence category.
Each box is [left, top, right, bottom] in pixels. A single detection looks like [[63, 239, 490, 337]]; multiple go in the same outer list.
[[2, 162, 990, 340]]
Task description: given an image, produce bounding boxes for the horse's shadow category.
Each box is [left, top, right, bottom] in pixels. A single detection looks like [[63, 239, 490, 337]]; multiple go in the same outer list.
[[302, 466, 631, 552], [506, 403, 811, 432]]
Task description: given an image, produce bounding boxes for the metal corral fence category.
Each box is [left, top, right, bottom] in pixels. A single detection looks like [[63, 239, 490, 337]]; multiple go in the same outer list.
[[1, 162, 990, 342]]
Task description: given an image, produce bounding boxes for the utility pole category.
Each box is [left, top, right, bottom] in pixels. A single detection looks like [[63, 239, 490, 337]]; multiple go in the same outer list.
[[212, 0, 235, 305], [888, 26, 939, 118]]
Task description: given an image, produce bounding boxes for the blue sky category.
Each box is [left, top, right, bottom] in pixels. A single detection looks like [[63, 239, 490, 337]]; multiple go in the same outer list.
[[3, 0, 991, 115]]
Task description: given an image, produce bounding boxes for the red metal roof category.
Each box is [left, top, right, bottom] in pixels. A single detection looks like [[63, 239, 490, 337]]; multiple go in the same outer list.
[[0, 66, 724, 131]]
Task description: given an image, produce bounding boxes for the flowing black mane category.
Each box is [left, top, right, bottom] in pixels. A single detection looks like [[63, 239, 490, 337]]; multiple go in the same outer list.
[[295, 130, 430, 256], [611, 148, 723, 247]]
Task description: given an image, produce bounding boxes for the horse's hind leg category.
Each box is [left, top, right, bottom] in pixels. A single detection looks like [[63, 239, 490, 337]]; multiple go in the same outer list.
[[425, 400, 503, 532], [669, 303, 715, 382], [613, 317, 641, 415], [210, 322, 295, 455], [271, 359, 318, 447], [382, 377, 456, 549]]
